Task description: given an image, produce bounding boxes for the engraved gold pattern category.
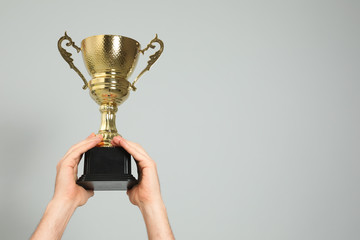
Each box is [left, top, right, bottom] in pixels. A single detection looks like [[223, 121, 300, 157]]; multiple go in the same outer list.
[[57, 32, 164, 146]]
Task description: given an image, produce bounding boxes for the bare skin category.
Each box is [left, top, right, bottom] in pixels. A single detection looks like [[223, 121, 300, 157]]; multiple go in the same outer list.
[[112, 136, 175, 240], [31, 133, 174, 240]]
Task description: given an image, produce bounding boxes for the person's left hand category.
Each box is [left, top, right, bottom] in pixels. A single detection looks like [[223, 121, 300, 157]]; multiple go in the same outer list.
[[53, 133, 102, 207]]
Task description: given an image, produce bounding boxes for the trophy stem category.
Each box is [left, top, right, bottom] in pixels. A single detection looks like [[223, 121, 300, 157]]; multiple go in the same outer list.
[[77, 102, 137, 190], [98, 103, 119, 147]]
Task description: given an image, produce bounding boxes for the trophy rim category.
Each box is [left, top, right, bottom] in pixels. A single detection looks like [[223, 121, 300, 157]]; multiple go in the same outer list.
[[81, 34, 140, 46]]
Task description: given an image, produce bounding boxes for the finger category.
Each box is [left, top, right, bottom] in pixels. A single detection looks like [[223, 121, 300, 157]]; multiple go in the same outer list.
[[112, 136, 148, 156], [112, 136, 147, 155], [63, 135, 102, 165], [58, 135, 98, 171], [75, 133, 98, 151], [111, 136, 121, 147], [62, 136, 99, 163], [68, 135, 102, 160], [72, 133, 97, 150], [125, 140, 149, 156], [63, 133, 97, 159], [112, 136, 147, 160], [74, 163, 78, 175], [112, 136, 155, 169], [72, 135, 102, 153], [86, 133, 96, 139]]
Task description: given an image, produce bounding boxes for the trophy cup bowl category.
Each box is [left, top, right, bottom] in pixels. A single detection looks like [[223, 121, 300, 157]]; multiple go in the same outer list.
[[83, 35, 141, 146], [58, 32, 164, 190]]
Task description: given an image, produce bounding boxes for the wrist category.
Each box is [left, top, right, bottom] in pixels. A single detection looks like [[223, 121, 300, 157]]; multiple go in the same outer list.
[[52, 191, 84, 209], [139, 199, 165, 213], [139, 200, 168, 223], [49, 197, 78, 213], [138, 200, 174, 240], [30, 197, 77, 239]]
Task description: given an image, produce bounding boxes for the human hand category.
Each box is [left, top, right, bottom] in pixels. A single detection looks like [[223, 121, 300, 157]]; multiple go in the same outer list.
[[53, 133, 103, 207], [31, 133, 103, 240], [111, 136, 163, 208], [112, 136, 174, 239]]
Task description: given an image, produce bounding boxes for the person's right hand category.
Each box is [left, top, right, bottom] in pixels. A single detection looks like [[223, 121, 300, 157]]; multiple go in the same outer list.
[[112, 136, 175, 240], [111, 136, 163, 208]]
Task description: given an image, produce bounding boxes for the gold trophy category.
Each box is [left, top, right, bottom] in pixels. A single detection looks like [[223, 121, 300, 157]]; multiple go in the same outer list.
[[57, 32, 164, 190]]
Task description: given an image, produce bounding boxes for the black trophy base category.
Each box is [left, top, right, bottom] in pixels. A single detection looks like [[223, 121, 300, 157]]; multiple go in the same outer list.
[[77, 147, 137, 191]]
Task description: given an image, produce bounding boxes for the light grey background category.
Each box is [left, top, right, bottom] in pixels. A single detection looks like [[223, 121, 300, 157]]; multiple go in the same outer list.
[[0, 0, 359, 239]]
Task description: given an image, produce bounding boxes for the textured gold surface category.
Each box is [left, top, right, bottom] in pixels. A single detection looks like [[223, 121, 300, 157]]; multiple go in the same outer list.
[[131, 34, 164, 91], [81, 35, 140, 80], [98, 104, 119, 146], [58, 32, 88, 89], [57, 33, 164, 146]]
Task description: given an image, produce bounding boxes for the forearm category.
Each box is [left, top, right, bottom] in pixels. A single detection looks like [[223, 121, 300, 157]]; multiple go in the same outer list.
[[31, 198, 77, 240], [140, 201, 175, 240]]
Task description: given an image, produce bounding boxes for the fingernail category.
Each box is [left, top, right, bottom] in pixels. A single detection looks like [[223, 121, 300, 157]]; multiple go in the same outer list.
[[96, 134, 103, 139]]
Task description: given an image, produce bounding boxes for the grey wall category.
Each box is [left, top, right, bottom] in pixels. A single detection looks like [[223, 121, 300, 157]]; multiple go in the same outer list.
[[0, 0, 359, 239]]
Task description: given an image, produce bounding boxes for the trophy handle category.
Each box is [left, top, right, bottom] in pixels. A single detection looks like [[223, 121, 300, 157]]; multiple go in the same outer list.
[[130, 34, 164, 91], [57, 32, 88, 90]]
